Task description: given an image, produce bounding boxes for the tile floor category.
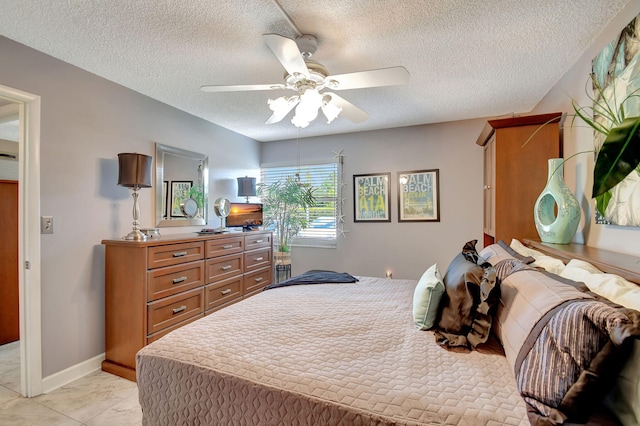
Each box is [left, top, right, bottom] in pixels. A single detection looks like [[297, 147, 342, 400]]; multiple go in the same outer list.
[[0, 342, 143, 425]]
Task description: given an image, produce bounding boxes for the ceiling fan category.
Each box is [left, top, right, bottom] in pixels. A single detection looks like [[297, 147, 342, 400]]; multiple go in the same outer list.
[[200, 33, 410, 128]]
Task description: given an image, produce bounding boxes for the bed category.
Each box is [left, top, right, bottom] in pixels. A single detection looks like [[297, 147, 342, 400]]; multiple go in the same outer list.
[[136, 240, 640, 425]]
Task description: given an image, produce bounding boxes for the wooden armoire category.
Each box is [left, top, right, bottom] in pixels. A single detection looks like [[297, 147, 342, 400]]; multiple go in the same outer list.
[[476, 113, 564, 247]]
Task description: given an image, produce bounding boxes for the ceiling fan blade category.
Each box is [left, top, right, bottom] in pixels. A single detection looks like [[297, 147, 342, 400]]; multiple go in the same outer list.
[[263, 33, 309, 78], [327, 67, 410, 90], [325, 93, 369, 123], [200, 83, 285, 92]]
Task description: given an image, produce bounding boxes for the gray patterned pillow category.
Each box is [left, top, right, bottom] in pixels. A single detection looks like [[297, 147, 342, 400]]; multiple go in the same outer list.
[[494, 258, 535, 282]]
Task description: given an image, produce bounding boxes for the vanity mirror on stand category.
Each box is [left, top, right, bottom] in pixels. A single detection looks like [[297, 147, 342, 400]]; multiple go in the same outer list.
[[155, 143, 209, 227]]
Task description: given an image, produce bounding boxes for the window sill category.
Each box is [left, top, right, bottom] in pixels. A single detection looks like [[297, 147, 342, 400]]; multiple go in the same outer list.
[[292, 238, 337, 249]]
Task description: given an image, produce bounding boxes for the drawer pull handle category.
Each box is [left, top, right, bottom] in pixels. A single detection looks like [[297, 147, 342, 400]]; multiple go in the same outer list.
[[254, 277, 263, 282], [172, 276, 187, 284], [221, 265, 232, 271], [221, 289, 232, 295], [173, 251, 188, 257], [254, 257, 263, 262], [222, 245, 233, 249], [255, 239, 263, 243], [172, 305, 187, 314]]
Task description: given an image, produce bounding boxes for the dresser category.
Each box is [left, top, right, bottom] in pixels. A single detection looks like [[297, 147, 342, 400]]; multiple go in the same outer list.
[[101, 230, 272, 381], [476, 113, 564, 246]]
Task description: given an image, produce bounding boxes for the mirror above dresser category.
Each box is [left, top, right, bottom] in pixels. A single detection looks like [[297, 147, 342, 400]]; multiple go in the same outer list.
[[155, 143, 209, 227]]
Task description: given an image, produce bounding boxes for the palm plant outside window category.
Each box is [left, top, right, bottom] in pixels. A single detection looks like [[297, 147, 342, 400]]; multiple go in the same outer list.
[[260, 160, 340, 250]]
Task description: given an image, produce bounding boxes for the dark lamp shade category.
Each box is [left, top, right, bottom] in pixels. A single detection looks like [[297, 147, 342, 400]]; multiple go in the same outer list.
[[237, 176, 256, 197], [118, 153, 153, 188]]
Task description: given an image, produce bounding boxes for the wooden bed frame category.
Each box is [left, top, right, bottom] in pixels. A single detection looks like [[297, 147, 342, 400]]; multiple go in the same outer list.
[[523, 239, 640, 286]]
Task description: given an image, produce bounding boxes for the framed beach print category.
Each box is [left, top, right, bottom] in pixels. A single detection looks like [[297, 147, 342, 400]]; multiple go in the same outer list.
[[397, 169, 440, 222], [170, 180, 192, 217], [353, 173, 391, 222]]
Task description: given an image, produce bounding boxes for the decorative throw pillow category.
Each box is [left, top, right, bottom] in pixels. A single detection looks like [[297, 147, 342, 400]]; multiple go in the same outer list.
[[436, 240, 500, 349], [461, 239, 482, 264], [412, 264, 445, 330], [437, 251, 485, 335], [494, 258, 534, 282], [517, 297, 640, 424], [558, 259, 640, 426]]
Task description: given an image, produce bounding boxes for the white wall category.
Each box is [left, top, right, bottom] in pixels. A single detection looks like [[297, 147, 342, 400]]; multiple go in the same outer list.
[[532, 0, 640, 255], [261, 119, 486, 280], [0, 36, 261, 377]]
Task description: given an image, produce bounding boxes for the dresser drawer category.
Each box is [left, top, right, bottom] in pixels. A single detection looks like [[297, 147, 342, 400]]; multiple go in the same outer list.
[[146, 313, 204, 344], [205, 252, 243, 283], [204, 299, 239, 315], [243, 266, 272, 295], [147, 288, 204, 335], [205, 275, 243, 311], [147, 242, 204, 269], [244, 233, 272, 250], [244, 247, 271, 271], [205, 236, 244, 258], [147, 260, 204, 302]]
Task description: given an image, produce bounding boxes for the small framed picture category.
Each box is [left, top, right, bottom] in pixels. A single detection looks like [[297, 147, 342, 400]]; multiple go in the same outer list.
[[353, 173, 391, 222], [397, 169, 440, 222], [170, 180, 192, 217]]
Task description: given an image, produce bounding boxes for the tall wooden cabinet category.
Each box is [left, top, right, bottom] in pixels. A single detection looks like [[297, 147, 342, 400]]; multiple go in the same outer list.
[[476, 113, 564, 246], [102, 231, 272, 381]]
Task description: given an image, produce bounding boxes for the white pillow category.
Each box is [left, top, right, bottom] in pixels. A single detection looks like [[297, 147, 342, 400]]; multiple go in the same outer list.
[[412, 264, 445, 330], [509, 238, 544, 258], [509, 239, 566, 275], [560, 259, 640, 310], [559, 258, 640, 426]]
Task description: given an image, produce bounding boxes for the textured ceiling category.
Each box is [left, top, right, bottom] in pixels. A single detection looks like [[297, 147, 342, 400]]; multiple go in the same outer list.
[[0, 0, 630, 142]]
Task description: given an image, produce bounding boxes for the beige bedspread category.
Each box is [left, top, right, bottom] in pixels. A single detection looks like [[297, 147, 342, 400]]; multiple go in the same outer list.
[[136, 276, 528, 425]]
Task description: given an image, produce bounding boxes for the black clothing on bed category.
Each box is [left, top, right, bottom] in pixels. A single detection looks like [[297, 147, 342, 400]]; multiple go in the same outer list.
[[263, 270, 358, 290]]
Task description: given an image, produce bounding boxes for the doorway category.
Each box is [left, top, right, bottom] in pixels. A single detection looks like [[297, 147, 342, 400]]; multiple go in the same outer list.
[[0, 84, 42, 397], [0, 101, 20, 392]]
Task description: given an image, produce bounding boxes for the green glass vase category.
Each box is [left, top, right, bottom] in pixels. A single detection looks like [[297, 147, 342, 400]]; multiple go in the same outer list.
[[533, 158, 581, 244]]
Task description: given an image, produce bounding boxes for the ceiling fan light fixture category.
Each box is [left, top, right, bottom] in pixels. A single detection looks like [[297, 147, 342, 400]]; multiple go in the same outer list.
[[266, 95, 299, 124], [291, 88, 323, 128], [321, 95, 342, 123], [202, 31, 409, 130], [326, 79, 340, 89]]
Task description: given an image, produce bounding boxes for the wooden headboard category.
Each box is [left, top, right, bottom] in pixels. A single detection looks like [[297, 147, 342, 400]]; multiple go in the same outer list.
[[523, 239, 640, 287]]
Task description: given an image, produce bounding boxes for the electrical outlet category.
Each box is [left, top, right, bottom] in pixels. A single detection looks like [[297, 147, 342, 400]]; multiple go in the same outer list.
[[41, 216, 54, 234], [385, 271, 393, 279]]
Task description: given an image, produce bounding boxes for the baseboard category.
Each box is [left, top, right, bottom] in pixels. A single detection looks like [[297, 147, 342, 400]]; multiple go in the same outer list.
[[41, 352, 105, 394]]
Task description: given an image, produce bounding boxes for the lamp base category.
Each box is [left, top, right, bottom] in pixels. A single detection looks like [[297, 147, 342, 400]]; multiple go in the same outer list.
[[123, 229, 148, 241]]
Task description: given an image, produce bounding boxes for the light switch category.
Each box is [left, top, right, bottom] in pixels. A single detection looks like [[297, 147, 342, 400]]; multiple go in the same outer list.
[[41, 216, 53, 234]]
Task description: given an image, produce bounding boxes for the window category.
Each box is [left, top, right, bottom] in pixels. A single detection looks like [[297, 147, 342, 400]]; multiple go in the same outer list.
[[260, 159, 340, 248]]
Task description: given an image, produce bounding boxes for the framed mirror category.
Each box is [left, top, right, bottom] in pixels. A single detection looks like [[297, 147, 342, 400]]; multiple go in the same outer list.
[[155, 143, 209, 227]]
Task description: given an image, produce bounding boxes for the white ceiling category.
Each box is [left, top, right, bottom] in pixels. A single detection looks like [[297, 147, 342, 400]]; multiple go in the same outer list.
[[0, 0, 630, 142]]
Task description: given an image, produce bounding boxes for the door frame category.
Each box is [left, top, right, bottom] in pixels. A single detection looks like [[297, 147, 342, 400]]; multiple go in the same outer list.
[[0, 84, 42, 397]]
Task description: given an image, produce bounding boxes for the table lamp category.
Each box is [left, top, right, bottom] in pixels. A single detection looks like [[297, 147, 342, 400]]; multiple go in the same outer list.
[[237, 176, 256, 203], [118, 153, 152, 241]]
